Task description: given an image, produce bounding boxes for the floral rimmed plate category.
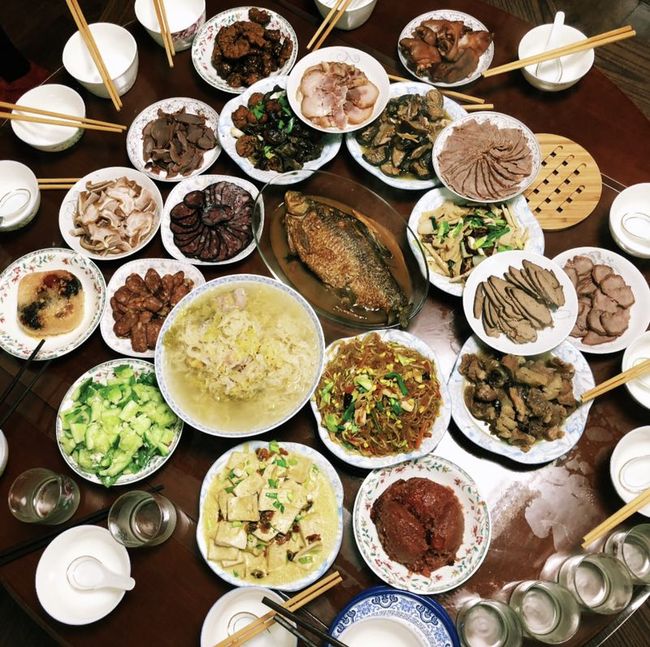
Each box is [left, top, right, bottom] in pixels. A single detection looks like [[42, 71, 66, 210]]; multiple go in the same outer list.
[[196, 440, 343, 591], [99, 258, 205, 358], [397, 10, 494, 88], [345, 81, 467, 191], [311, 330, 451, 470], [353, 454, 491, 594], [449, 335, 595, 465], [126, 98, 221, 183], [0, 248, 105, 360], [408, 188, 545, 297], [191, 7, 298, 94], [218, 75, 342, 184], [55, 358, 183, 486], [329, 585, 460, 647]]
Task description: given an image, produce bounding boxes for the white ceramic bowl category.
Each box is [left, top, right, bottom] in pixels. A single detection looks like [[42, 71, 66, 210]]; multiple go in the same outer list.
[[313, 0, 377, 30], [622, 332, 650, 409], [63, 23, 138, 98], [135, 0, 205, 51], [0, 430, 7, 476], [10, 84, 85, 152], [518, 24, 594, 91], [0, 161, 40, 232], [610, 426, 650, 517], [609, 183, 650, 259]]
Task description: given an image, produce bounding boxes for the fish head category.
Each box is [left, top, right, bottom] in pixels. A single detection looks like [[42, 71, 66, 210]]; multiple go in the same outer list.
[[284, 191, 309, 218]]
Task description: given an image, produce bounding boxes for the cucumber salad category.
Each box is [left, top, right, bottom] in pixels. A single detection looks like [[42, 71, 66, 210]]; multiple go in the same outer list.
[[58, 362, 181, 486]]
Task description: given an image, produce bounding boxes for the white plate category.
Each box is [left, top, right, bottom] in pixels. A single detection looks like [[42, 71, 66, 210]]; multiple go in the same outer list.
[[610, 425, 650, 517], [432, 112, 541, 203], [397, 10, 494, 88], [191, 7, 298, 94], [100, 258, 205, 358], [463, 250, 578, 355], [622, 332, 650, 409], [126, 97, 221, 182], [218, 75, 342, 184], [311, 330, 451, 469], [0, 248, 105, 360], [161, 174, 261, 265], [345, 81, 467, 191], [449, 335, 594, 464], [408, 188, 545, 297], [286, 46, 390, 134], [552, 246, 650, 354], [58, 167, 163, 261], [197, 440, 343, 591], [353, 454, 491, 594], [0, 430, 7, 476], [35, 526, 131, 625], [56, 358, 183, 486]]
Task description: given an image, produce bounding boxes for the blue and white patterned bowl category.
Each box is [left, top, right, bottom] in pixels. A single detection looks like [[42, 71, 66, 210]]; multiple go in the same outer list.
[[449, 335, 595, 464], [197, 440, 343, 591], [329, 585, 460, 646]]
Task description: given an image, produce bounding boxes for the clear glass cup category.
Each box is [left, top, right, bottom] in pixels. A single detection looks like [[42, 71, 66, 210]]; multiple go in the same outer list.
[[457, 598, 523, 647], [604, 524, 650, 583], [108, 490, 177, 547], [509, 580, 580, 644], [8, 468, 80, 525], [557, 553, 633, 615]]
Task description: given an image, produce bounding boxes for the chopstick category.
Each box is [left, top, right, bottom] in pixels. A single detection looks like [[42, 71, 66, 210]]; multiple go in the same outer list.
[[0, 340, 45, 406], [64, 0, 122, 110], [483, 25, 636, 78], [0, 359, 52, 428], [0, 101, 125, 130], [214, 571, 342, 647], [307, 0, 345, 50], [386, 73, 486, 104], [582, 488, 650, 548], [37, 179, 79, 190], [581, 358, 650, 403], [312, 0, 354, 51], [463, 103, 494, 111], [262, 597, 349, 647], [0, 112, 123, 133], [276, 589, 330, 630], [272, 615, 320, 647], [0, 484, 164, 567], [153, 0, 175, 67]]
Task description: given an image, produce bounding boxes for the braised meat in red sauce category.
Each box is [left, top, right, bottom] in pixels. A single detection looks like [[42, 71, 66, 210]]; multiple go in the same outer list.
[[371, 477, 464, 575]]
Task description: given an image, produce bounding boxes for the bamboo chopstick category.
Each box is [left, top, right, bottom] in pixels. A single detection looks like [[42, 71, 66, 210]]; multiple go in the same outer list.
[[386, 73, 486, 104], [38, 184, 76, 190], [582, 488, 650, 548], [0, 111, 123, 133], [463, 103, 494, 111], [38, 178, 81, 183], [313, 0, 354, 51], [0, 101, 126, 130], [581, 358, 650, 403], [65, 0, 122, 110], [307, 0, 345, 50], [153, 0, 175, 67], [483, 25, 636, 78]]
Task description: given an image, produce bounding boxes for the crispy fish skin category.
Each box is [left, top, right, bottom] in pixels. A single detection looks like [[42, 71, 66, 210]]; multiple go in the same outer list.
[[284, 191, 408, 323]]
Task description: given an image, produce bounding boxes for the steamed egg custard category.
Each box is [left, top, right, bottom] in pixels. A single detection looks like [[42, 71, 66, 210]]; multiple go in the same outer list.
[[162, 282, 320, 433], [203, 443, 339, 585]]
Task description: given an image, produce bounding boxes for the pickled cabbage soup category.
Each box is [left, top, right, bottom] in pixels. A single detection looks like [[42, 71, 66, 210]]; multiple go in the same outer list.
[[162, 282, 320, 433]]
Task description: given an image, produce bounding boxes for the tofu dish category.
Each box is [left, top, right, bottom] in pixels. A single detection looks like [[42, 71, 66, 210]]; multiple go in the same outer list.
[[202, 442, 339, 585]]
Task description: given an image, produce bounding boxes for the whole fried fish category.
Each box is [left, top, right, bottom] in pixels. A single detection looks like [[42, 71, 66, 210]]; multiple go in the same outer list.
[[284, 191, 409, 325]]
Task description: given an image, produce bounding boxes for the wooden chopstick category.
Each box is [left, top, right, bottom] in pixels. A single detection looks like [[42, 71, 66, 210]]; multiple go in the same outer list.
[[38, 184, 76, 190], [272, 615, 320, 647], [313, 0, 353, 51], [463, 103, 494, 111], [0, 340, 45, 406], [386, 73, 486, 104], [0, 359, 52, 428], [65, 0, 122, 110], [581, 358, 650, 403], [153, 0, 175, 67], [1, 111, 123, 133], [483, 25, 635, 78], [0, 101, 125, 130], [38, 178, 81, 183], [582, 488, 650, 548], [307, 0, 345, 50]]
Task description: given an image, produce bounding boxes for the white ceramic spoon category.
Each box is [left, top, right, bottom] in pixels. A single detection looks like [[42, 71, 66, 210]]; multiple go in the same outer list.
[[619, 455, 650, 492], [66, 555, 135, 592], [535, 11, 565, 82]]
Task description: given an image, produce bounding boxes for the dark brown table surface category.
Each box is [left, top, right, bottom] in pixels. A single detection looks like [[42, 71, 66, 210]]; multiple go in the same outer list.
[[1, 1, 649, 645]]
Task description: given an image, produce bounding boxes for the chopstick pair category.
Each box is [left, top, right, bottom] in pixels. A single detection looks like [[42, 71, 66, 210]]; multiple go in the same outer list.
[[64, 0, 122, 110], [581, 358, 650, 403], [386, 73, 486, 105], [307, 0, 353, 51], [38, 178, 80, 190], [483, 24, 636, 78], [152, 0, 175, 67]]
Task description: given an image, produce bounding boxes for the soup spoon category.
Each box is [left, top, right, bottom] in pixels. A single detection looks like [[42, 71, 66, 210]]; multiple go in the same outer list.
[[66, 555, 135, 591], [619, 455, 650, 492], [535, 11, 565, 83]]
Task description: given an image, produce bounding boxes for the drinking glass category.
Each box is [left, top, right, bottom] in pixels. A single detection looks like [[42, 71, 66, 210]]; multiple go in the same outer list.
[[457, 598, 523, 647], [604, 524, 650, 583], [557, 553, 633, 614], [8, 468, 80, 525], [509, 580, 580, 644], [108, 490, 177, 547]]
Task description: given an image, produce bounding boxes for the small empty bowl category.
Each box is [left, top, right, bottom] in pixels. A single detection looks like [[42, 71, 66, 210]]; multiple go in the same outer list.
[[63, 23, 138, 98], [135, 0, 206, 51], [10, 84, 85, 152], [313, 0, 378, 31], [0, 160, 40, 231], [610, 183, 650, 259], [610, 425, 650, 517], [622, 331, 650, 409], [518, 23, 594, 91]]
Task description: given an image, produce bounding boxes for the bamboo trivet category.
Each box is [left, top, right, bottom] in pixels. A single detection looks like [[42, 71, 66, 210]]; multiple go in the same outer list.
[[524, 133, 602, 230]]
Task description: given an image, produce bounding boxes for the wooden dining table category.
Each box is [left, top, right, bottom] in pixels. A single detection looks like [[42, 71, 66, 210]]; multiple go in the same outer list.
[[1, 0, 649, 645]]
